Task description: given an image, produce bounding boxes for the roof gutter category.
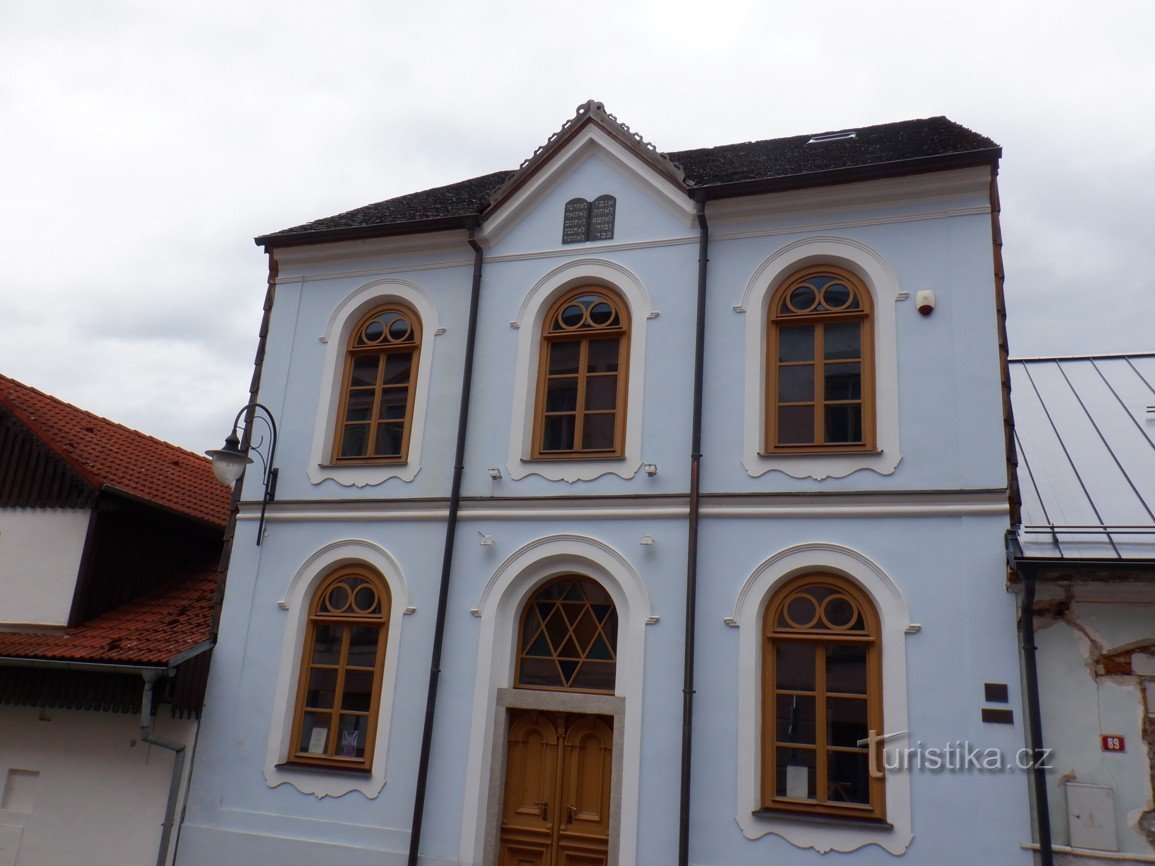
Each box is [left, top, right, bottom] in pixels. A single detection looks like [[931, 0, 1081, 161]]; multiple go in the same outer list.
[[255, 215, 475, 250], [0, 638, 213, 677]]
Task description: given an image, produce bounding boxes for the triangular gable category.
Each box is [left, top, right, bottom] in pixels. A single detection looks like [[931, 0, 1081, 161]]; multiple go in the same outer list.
[[480, 100, 695, 244], [0, 404, 98, 508]]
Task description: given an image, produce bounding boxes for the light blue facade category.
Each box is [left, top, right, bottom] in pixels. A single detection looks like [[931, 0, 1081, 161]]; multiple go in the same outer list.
[[178, 113, 1031, 865]]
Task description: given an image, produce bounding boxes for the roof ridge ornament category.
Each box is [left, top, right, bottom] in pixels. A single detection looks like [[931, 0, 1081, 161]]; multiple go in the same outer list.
[[484, 100, 686, 216]]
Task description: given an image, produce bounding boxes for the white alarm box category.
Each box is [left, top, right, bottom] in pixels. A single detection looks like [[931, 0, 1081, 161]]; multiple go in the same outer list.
[[1065, 781, 1117, 852]]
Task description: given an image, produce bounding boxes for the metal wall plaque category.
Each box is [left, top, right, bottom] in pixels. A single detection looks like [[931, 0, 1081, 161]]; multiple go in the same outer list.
[[589, 195, 616, 241], [562, 198, 591, 244], [561, 194, 616, 244]]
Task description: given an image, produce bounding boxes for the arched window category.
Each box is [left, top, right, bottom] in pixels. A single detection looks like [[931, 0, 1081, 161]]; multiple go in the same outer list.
[[762, 573, 884, 819], [290, 566, 390, 770], [333, 305, 421, 461], [533, 288, 630, 458], [516, 576, 618, 693], [767, 267, 874, 452]]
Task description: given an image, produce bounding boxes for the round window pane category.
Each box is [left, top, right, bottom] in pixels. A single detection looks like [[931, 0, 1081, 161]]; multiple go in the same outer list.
[[822, 282, 852, 310], [353, 585, 378, 614], [362, 319, 386, 343], [386, 316, 411, 342], [559, 304, 585, 329], [788, 285, 818, 312], [326, 583, 351, 613], [588, 301, 614, 326], [784, 594, 818, 628], [823, 595, 857, 629]]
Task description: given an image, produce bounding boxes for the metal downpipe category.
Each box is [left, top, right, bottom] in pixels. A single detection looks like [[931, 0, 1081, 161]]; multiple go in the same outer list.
[[139, 672, 187, 866], [678, 198, 709, 866], [1020, 565, 1055, 866], [407, 229, 484, 866]]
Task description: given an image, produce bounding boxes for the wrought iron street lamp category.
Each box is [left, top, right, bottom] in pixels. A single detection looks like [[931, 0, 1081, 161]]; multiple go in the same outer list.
[[206, 402, 279, 545]]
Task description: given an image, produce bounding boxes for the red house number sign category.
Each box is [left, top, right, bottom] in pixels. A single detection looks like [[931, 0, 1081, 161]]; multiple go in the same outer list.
[[1101, 735, 1126, 752]]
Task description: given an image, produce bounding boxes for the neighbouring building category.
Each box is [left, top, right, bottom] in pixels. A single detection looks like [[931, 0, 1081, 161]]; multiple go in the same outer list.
[[1008, 353, 1155, 864], [0, 374, 231, 866], [178, 102, 1034, 865]]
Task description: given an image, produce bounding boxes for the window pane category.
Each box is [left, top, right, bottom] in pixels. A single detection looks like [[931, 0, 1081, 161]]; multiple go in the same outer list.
[[778, 327, 814, 363], [824, 404, 862, 444], [822, 281, 852, 310], [350, 356, 379, 387], [341, 669, 374, 712], [828, 697, 869, 747], [777, 406, 814, 445], [581, 414, 615, 450], [826, 645, 868, 694], [383, 352, 412, 386], [571, 660, 616, 692], [345, 390, 374, 422], [305, 667, 337, 709], [775, 694, 816, 744], [777, 365, 814, 403], [519, 657, 563, 688], [775, 747, 817, 800], [546, 378, 579, 413], [585, 376, 618, 411], [824, 323, 861, 360], [542, 414, 576, 451], [586, 339, 620, 373], [340, 425, 369, 458], [311, 625, 343, 665], [298, 711, 330, 755], [548, 341, 580, 374], [775, 642, 816, 691], [824, 363, 861, 401], [348, 626, 381, 667], [827, 751, 871, 804], [372, 423, 404, 457], [337, 715, 368, 759], [378, 388, 409, 420]]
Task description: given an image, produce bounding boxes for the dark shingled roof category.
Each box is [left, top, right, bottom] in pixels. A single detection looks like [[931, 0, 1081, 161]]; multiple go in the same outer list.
[[257, 115, 997, 247]]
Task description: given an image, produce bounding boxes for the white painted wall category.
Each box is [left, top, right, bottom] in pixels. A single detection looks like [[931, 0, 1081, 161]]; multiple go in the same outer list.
[[0, 706, 197, 866], [0, 508, 90, 626]]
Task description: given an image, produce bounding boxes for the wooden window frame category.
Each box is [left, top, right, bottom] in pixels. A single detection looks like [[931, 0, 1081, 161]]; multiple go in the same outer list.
[[761, 572, 885, 821], [332, 304, 421, 464], [514, 575, 618, 696], [531, 287, 630, 460], [765, 266, 875, 454], [288, 565, 390, 771]]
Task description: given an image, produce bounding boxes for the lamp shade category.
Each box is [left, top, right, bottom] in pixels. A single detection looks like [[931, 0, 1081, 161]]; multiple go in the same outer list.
[[205, 433, 252, 486]]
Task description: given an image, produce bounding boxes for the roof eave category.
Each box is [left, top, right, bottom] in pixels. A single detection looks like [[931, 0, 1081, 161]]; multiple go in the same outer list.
[[690, 147, 1002, 202], [255, 214, 479, 250]]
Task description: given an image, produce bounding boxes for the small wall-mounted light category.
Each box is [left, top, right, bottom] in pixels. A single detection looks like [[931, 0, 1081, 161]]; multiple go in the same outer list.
[[640, 535, 655, 546], [478, 530, 495, 547], [915, 290, 936, 316], [488, 467, 502, 480], [643, 463, 658, 477]]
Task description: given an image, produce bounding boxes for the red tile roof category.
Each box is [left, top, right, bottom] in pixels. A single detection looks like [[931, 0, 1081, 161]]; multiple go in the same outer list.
[[0, 374, 231, 526], [0, 569, 216, 666]]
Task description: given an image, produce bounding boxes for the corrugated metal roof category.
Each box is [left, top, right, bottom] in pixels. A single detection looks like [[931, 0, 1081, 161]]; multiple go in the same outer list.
[[1011, 353, 1155, 560]]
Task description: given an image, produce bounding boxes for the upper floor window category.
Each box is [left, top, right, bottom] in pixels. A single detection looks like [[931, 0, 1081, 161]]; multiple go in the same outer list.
[[290, 566, 391, 770], [763, 573, 883, 820], [334, 305, 421, 462], [533, 288, 630, 459], [516, 575, 618, 693], [766, 267, 874, 452]]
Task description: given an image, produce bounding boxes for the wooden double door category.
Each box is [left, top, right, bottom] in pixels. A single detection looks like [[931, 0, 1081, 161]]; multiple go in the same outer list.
[[498, 710, 614, 866]]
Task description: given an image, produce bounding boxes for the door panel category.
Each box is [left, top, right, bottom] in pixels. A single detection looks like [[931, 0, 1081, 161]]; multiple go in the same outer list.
[[499, 711, 612, 866]]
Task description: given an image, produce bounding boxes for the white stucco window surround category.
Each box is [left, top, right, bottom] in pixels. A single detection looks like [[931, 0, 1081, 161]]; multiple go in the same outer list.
[[506, 258, 653, 482], [263, 539, 409, 798], [738, 237, 902, 480], [730, 542, 914, 855], [459, 534, 652, 866], [307, 278, 442, 487]]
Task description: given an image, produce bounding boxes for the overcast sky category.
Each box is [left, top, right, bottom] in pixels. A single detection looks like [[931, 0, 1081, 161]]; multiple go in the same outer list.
[[2, 0, 1152, 453]]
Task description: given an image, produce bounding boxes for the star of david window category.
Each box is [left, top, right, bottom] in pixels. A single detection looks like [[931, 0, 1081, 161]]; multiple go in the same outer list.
[[515, 576, 618, 694]]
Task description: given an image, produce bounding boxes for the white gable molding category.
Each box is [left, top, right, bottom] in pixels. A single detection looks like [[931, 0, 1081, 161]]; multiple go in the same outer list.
[[738, 237, 902, 480], [506, 258, 653, 482], [459, 534, 651, 866], [263, 539, 410, 798], [479, 124, 695, 247], [731, 542, 913, 854], [307, 278, 442, 487]]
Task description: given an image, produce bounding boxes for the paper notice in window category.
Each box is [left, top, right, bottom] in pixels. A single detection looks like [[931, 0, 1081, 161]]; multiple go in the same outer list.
[[786, 765, 809, 799], [307, 727, 328, 754]]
